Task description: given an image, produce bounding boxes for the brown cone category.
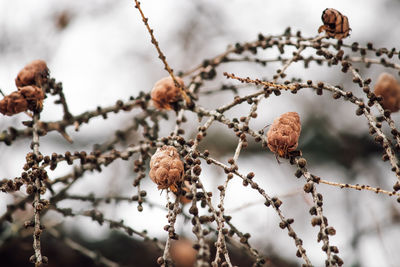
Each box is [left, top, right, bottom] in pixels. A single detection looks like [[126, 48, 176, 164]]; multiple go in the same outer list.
[[151, 76, 184, 110], [374, 73, 400, 112], [0, 86, 44, 116], [170, 239, 197, 267], [19, 85, 45, 112], [267, 112, 301, 157], [318, 8, 350, 40], [0, 91, 28, 116], [149, 146, 184, 190], [15, 59, 49, 87]]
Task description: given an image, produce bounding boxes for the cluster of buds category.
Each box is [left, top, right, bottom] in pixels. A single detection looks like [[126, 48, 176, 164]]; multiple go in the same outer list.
[[318, 8, 350, 40], [267, 112, 301, 157], [0, 60, 48, 116], [374, 73, 400, 112], [151, 76, 185, 110], [149, 145, 184, 190], [178, 181, 192, 205]]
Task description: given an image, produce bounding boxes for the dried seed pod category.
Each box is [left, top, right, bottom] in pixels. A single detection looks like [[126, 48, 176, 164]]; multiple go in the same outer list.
[[318, 8, 350, 40], [170, 239, 197, 267], [374, 73, 400, 112], [0, 91, 28, 116], [151, 76, 184, 110], [149, 145, 184, 190], [267, 112, 301, 157], [15, 60, 49, 87]]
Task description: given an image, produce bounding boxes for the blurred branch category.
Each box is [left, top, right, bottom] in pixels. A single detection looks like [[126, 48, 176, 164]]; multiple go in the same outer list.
[[47, 228, 120, 267]]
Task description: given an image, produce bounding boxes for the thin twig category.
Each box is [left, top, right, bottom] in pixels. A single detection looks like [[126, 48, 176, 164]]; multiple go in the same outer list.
[[32, 112, 44, 266], [47, 228, 119, 267], [161, 192, 180, 266], [319, 179, 400, 197], [133, 0, 191, 105]]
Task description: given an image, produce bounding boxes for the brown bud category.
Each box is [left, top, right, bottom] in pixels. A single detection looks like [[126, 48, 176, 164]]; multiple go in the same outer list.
[[15, 59, 49, 87], [151, 76, 184, 110], [267, 112, 301, 157], [179, 181, 192, 205], [318, 8, 350, 40], [374, 73, 400, 112], [149, 146, 184, 190]]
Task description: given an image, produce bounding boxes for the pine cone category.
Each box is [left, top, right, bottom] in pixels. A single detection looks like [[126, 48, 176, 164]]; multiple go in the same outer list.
[[19, 85, 45, 112], [267, 112, 301, 157], [0, 91, 28, 116], [15, 59, 49, 87], [0, 86, 44, 116], [149, 146, 184, 190], [151, 76, 184, 110], [374, 73, 400, 112], [318, 8, 350, 40], [170, 239, 197, 267]]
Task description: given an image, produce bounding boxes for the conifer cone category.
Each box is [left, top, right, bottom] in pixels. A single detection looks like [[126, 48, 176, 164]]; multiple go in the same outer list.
[[19, 85, 45, 112], [15, 59, 49, 87], [318, 8, 350, 40], [0, 91, 28, 116], [267, 112, 301, 157], [0, 86, 44, 116], [149, 146, 184, 190], [151, 76, 185, 110], [170, 239, 197, 267], [374, 73, 400, 112]]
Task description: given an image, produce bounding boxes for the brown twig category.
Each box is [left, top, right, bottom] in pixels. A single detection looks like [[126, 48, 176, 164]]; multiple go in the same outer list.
[[319, 179, 400, 197], [47, 227, 119, 267], [133, 0, 191, 106], [31, 112, 44, 266]]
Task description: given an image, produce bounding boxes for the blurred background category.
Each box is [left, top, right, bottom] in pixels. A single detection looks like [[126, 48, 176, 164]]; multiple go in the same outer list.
[[1, 0, 400, 266]]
